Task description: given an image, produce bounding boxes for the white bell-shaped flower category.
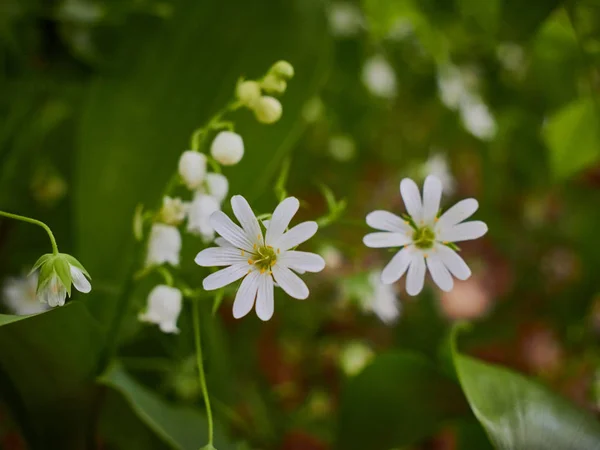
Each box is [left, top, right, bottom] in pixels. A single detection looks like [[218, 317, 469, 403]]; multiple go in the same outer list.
[[253, 96, 282, 124], [2, 273, 49, 315], [146, 224, 181, 267], [187, 193, 220, 242], [178, 151, 207, 190], [210, 131, 244, 166], [139, 285, 182, 334], [159, 196, 187, 226], [205, 173, 229, 204]]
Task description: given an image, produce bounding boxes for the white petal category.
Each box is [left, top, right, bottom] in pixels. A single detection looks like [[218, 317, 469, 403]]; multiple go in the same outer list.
[[195, 247, 248, 267], [215, 237, 235, 248], [272, 264, 309, 299], [145, 224, 181, 267], [205, 172, 229, 204], [279, 251, 325, 273], [438, 221, 488, 242], [381, 247, 411, 284], [43, 276, 67, 307], [256, 274, 274, 321], [210, 211, 254, 252], [435, 244, 471, 280], [275, 221, 318, 251], [266, 197, 299, 245], [422, 175, 442, 224], [366, 210, 412, 233], [232, 271, 260, 319], [231, 195, 263, 246], [202, 264, 248, 291], [363, 232, 412, 248], [406, 252, 426, 296], [426, 253, 453, 292], [400, 178, 423, 222], [70, 266, 91, 293], [437, 198, 479, 229]]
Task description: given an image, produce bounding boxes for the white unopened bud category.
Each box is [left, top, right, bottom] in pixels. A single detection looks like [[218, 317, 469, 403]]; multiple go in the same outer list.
[[139, 285, 182, 334], [261, 74, 287, 94], [253, 96, 282, 124], [178, 151, 207, 190], [205, 173, 229, 204], [210, 131, 244, 166], [270, 60, 294, 79], [236, 80, 261, 107], [159, 196, 187, 226]]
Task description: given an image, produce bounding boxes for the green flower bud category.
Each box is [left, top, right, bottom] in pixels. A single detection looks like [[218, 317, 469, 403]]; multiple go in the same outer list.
[[236, 80, 261, 107], [253, 96, 282, 124], [31, 253, 92, 307], [269, 60, 294, 79], [261, 74, 287, 95]]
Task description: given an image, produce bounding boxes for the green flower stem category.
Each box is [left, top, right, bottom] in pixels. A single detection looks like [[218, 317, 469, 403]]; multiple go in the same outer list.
[[0, 210, 59, 254], [193, 298, 214, 449], [190, 101, 242, 151]]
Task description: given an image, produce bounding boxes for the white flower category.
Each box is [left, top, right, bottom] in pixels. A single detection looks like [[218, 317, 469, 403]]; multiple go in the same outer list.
[[195, 195, 325, 321], [437, 64, 470, 110], [253, 96, 283, 124], [365, 271, 401, 324], [362, 55, 397, 99], [187, 193, 220, 242], [178, 151, 207, 190], [2, 273, 49, 315], [32, 254, 92, 307], [328, 3, 364, 37], [139, 285, 182, 334], [146, 224, 181, 267], [210, 131, 244, 166], [459, 95, 497, 141], [363, 175, 488, 296], [159, 196, 187, 226], [422, 153, 455, 196], [204, 173, 229, 204]]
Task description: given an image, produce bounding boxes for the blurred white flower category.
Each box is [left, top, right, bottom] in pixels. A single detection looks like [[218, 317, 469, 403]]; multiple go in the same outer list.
[[459, 95, 497, 141], [195, 196, 324, 321], [204, 172, 229, 204], [362, 55, 397, 99], [2, 273, 49, 315], [253, 96, 282, 124], [328, 3, 364, 37], [363, 176, 487, 296], [159, 196, 187, 226], [437, 64, 470, 110], [187, 192, 220, 242], [496, 42, 525, 74], [339, 341, 374, 376], [422, 153, 455, 196], [321, 245, 343, 270], [364, 271, 401, 324], [178, 151, 207, 190], [329, 134, 356, 162], [139, 285, 182, 334], [146, 224, 181, 267], [210, 131, 244, 166]]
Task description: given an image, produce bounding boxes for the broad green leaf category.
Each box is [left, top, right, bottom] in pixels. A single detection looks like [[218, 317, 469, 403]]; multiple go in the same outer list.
[[0, 313, 29, 326], [452, 326, 600, 450], [99, 363, 234, 450], [0, 303, 104, 449], [74, 0, 331, 325], [543, 98, 600, 179], [335, 351, 467, 450]]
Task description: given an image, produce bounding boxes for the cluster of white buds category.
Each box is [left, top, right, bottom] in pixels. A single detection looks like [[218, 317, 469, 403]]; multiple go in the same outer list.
[[236, 60, 294, 125]]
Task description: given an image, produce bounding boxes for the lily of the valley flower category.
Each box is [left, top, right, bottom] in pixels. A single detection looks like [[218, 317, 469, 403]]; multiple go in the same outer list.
[[32, 253, 92, 307], [139, 285, 182, 333], [363, 175, 487, 296], [187, 192, 220, 242], [210, 131, 244, 166], [2, 273, 49, 315], [146, 224, 181, 267], [159, 196, 187, 226], [178, 151, 207, 190], [195, 195, 325, 321]]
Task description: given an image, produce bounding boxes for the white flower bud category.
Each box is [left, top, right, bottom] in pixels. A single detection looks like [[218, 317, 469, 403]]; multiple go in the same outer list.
[[159, 196, 187, 226], [146, 224, 181, 267], [205, 173, 229, 204], [261, 74, 287, 95], [253, 96, 282, 124], [187, 193, 220, 242], [270, 60, 294, 79], [139, 285, 182, 334], [178, 151, 207, 190], [210, 131, 244, 166], [236, 80, 262, 107]]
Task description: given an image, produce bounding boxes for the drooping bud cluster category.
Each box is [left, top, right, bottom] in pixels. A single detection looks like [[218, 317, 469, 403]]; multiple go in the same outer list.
[[236, 60, 295, 125]]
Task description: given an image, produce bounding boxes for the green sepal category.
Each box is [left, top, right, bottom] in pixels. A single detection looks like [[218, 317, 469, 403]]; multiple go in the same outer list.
[[61, 254, 91, 279], [36, 256, 57, 295], [53, 256, 72, 297], [29, 253, 53, 276]]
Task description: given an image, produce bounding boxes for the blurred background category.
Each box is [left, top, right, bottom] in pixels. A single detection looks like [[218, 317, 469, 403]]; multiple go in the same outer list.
[[0, 0, 599, 449]]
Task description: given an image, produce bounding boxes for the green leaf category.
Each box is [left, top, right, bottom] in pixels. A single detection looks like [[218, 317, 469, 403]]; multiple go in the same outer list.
[[456, 0, 501, 33], [99, 363, 234, 450], [543, 98, 600, 179], [0, 303, 105, 448], [0, 314, 29, 326], [335, 351, 467, 450], [452, 326, 600, 450]]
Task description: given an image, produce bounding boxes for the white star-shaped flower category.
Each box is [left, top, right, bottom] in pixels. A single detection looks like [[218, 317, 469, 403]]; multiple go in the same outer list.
[[363, 175, 488, 296], [195, 195, 325, 321]]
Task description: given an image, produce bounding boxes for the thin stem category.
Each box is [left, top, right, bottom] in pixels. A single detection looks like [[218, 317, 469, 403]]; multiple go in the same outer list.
[[193, 298, 214, 448], [0, 210, 58, 254]]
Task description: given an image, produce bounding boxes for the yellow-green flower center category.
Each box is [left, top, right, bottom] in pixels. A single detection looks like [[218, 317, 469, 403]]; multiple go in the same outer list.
[[250, 245, 278, 271], [413, 226, 436, 250]]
